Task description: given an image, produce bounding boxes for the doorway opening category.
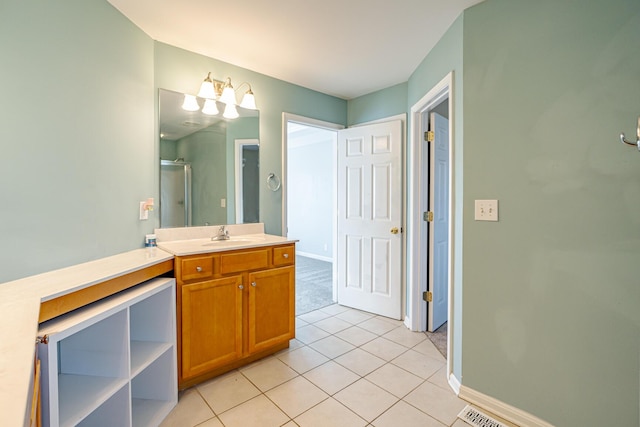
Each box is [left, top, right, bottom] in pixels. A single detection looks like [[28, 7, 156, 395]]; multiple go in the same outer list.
[[283, 114, 342, 315], [408, 72, 456, 388]]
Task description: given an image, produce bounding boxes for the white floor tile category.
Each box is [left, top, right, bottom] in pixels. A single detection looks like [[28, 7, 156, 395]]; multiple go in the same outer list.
[[294, 397, 367, 427], [196, 370, 261, 414], [298, 310, 333, 324], [309, 335, 355, 359], [217, 395, 289, 427], [333, 379, 398, 422], [382, 326, 427, 348], [365, 363, 424, 398], [164, 299, 463, 427], [334, 348, 386, 376], [403, 381, 467, 426], [412, 337, 446, 362], [295, 324, 331, 344], [319, 304, 350, 315], [360, 337, 409, 361], [334, 325, 377, 347], [303, 360, 360, 395], [371, 400, 446, 427], [241, 357, 299, 392], [313, 316, 352, 334], [278, 345, 330, 373], [266, 376, 329, 418], [357, 317, 401, 335], [391, 349, 444, 379], [335, 309, 375, 325], [159, 388, 214, 427]]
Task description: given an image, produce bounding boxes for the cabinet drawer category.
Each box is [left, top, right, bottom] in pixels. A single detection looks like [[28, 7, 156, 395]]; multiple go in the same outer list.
[[220, 249, 269, 274], [273, 245, 295, 266], [180, 256, 214, 282]]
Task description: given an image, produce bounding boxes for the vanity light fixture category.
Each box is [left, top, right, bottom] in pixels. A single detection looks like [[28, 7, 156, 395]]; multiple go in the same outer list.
[[197, 72, 217, 99], [181, 73, 258, 116], [181, 94, 199, 112], [202, 98, 219, 115], [223, 103, 239, 119]]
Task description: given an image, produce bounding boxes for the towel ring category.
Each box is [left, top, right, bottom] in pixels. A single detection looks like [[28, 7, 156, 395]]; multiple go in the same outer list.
[[620, 116, 640, 151], [267, 173, 281, 191]]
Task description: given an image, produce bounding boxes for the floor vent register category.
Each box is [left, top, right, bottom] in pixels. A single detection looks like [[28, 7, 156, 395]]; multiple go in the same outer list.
[[458, 405, 509, 427]]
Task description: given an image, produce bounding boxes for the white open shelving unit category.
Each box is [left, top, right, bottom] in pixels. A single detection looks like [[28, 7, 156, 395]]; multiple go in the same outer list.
[[38, 277, 177, 427]]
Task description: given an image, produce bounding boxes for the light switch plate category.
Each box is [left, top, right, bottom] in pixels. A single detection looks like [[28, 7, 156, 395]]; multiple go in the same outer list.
[[475, 199, 498, 221]]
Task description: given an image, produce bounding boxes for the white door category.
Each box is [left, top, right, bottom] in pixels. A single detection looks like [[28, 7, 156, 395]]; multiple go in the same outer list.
[[428, 112, 449, 331], [336, 120, 403, 319]]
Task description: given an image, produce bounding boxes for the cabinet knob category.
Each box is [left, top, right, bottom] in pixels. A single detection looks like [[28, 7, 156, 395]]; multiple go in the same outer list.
[[283, 253, 289, 258], [251, 282, 257, 287], [196, 266, 202, 272], [238, 284, 244, 290]]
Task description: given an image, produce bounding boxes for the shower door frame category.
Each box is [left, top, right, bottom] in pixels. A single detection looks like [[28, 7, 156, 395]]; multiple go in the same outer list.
[[160, 160, 192, 228]]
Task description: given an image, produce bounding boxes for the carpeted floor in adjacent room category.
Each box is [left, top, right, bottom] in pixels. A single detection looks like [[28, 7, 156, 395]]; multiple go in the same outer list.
[[295, 255, 334, 315]]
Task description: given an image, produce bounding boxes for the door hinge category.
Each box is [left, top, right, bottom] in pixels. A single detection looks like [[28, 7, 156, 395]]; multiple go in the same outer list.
[[423, 211, 434, 222], [423, 291, 433, 302], [425, 131, 435, 142]]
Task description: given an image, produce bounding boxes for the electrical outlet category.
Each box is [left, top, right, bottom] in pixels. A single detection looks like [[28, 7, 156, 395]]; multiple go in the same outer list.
[[139, 201, 148, 220], [475, 199, 498, 221]]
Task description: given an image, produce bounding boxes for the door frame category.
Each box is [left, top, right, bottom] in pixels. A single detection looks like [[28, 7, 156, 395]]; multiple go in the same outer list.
[[234, 138, 259, 224], [281, 113, 343, 299], [407, 72, 456, 386]]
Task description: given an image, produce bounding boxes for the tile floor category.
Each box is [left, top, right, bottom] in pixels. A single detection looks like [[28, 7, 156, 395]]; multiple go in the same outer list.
[[160, 304, 476, 427]]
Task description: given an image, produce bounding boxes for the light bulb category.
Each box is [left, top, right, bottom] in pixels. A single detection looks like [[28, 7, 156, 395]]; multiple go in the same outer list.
[[181, 94, 199, 111], [197, 72, 217, 99], [239, 90, 257, 110], [223, 103, 239, 119], [202, 99, 219, 115], [220, 85, 236, 105]]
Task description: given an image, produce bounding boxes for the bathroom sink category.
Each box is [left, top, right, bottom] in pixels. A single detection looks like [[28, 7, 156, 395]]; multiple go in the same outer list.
[[202, 236, 266, 246]]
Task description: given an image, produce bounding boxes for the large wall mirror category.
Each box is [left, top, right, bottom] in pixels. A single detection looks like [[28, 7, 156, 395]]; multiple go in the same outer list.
[[159, 88, 259, 228]]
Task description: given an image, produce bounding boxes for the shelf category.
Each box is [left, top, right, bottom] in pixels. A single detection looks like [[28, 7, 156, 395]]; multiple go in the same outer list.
[[130, 341, 173, 377], [58, 375, 128, 427], [39, 277, 177, 427], [76, 385, 130, 427], [132, 399, 175, 427]]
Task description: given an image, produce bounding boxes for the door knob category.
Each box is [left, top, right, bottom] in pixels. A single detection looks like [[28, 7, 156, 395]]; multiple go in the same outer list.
[[390, 227, 399, 234]]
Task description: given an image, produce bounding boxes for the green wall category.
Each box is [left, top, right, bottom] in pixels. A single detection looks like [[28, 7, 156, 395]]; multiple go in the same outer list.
[[3, 0, 639, 424], [0, 1, 346, 284], [0, 0, 155, 282], [347, 82, 407, 126], [461, 0, 640, 425], [177, 125, 227, 226], [407, 13, 465, 382]]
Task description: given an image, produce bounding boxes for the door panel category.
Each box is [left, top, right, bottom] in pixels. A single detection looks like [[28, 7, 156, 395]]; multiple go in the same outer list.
[[337, 120, 403, 319], [428, 112, 449, 331]]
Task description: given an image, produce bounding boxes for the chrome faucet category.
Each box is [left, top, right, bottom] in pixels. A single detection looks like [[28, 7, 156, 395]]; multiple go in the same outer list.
[[212, 225, 230, 241]]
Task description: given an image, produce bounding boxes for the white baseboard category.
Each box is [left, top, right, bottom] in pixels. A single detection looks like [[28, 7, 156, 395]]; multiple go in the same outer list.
[[458, 385, 555, 427], [295, 251, 333, 263], [448, 373, 461, 395], [403, 315, 412, 330]]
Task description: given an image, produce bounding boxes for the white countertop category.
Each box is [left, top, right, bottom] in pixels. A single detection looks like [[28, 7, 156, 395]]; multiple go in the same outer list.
[[155, 223, 296, 256], [157, 233, 296, 256], [0, 247, 174, 427]]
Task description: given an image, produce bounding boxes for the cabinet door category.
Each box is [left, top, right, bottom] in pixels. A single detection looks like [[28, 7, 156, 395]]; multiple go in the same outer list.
[[248, 266, 295, 353], [181, 276, 243, 379]]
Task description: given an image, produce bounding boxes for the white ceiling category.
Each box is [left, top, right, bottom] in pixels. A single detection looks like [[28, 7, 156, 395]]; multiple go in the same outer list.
[[107, 0, 483, 100]]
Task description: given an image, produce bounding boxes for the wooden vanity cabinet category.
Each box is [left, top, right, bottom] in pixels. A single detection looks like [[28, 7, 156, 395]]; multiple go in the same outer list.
[[175, 244, 295, 388]]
